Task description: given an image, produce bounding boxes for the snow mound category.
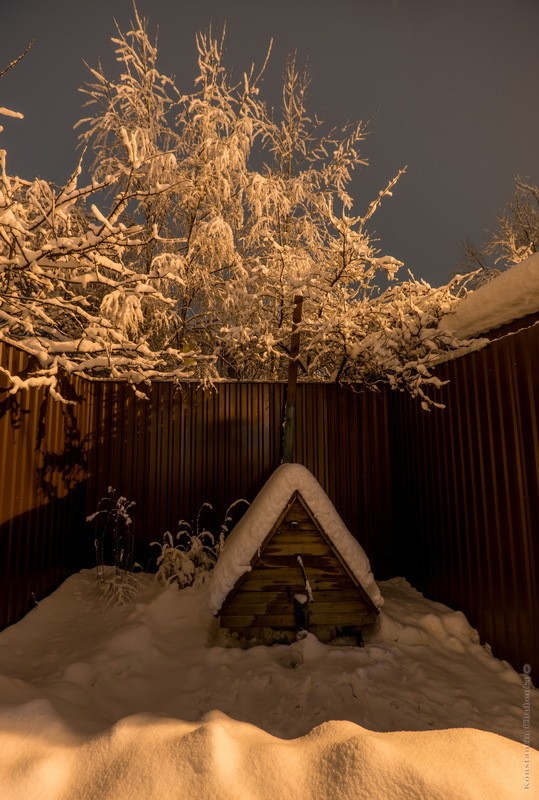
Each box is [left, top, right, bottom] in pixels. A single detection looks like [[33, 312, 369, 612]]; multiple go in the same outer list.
[[209, 463, 382, 614], [0, 707, 535, 800], [0, 569, 537, 800], [439, 251, 539, 337], [369, 577, 481, 653], [0, 572, 534, 745]]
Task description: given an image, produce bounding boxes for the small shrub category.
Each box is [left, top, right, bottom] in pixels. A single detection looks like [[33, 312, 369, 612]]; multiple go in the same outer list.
[[87, 487, 142, 605], [94, 566, 142, 606], [152, 499, 248, 588]]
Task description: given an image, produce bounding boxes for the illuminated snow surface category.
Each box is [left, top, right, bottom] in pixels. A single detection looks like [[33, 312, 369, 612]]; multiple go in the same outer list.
[[0, 571, 536, 799]]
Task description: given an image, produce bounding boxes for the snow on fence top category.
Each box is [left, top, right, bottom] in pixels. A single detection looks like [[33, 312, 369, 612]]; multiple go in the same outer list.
[[439, 252, 539, 338], [209, 463, 383, 615]]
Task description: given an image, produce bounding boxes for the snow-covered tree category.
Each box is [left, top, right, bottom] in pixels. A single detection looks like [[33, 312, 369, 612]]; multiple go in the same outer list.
[[1, 10, 471, 407], [459, 177, 539, 288], [488, 178, 539, 265]]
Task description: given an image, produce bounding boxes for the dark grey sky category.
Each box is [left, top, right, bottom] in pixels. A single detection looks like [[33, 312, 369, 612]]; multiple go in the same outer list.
[[1, 0, 538, 285]]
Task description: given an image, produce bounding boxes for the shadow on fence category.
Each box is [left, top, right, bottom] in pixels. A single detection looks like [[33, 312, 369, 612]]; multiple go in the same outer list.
[[0, 346, 96, 628], [85, 381, 395, 579]]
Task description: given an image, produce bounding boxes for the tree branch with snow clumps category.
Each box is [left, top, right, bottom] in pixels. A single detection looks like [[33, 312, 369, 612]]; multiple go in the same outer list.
[[0, 152, 217, 399]]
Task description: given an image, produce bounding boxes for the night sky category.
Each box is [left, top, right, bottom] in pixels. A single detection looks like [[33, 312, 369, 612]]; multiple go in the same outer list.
[[1, 0, 538, 286]]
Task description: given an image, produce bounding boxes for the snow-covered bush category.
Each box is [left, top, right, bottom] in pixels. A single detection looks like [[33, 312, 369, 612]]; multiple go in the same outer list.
[[87, 488, 142, 605], [0, 8, 472, 407], [153, 529, 216, 589], [153, 500, 248, 588]]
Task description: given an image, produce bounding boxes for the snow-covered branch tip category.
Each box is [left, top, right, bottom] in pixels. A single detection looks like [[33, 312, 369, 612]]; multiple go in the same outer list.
[[0, 42, 33, 131]]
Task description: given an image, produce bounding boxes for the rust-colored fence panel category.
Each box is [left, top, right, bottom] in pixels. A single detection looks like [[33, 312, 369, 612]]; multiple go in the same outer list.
[[86, 382, 394, 578], [295, 384, 395, 577], [0, 343, 95, 629], [392, 323, 539, 674]]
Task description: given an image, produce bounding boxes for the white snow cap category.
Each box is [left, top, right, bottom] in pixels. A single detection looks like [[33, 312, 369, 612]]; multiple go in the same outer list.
[[209, 463, 383, 614], [439, 251, 539, 338]]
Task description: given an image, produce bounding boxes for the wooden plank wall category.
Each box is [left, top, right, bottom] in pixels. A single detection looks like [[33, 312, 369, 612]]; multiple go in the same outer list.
[[391, 322, 539, 675], [0, 344, 95, 628]]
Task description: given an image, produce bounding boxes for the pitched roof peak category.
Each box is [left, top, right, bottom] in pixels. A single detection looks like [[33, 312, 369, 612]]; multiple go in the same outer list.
[[209, 463, 382, 614]]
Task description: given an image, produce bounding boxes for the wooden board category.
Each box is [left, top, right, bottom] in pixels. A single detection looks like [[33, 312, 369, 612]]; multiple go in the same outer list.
[[221, 610, 375, 630], [263, 541, 331, 557], [220, 613, 297, 629]]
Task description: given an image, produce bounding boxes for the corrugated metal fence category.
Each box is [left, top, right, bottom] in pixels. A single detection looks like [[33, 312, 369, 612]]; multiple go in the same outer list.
[[0, 344, 96, 628], [0, 326, 537, 674], [391, 321, 539, 674], [0, 355, 395, 629], [87, 381, 395, 577]]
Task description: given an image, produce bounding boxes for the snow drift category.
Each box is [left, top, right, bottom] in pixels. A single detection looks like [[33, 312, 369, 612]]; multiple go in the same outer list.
[[0, 570, 536, 800]]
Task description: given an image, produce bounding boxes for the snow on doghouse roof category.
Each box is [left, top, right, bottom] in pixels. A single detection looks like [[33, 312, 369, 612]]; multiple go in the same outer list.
[[209, 463, 383, 615], [439, 251, 539, 338]]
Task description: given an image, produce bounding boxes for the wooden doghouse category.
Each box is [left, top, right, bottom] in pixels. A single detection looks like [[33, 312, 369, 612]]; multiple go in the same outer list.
[[210, 464, 382, 644]]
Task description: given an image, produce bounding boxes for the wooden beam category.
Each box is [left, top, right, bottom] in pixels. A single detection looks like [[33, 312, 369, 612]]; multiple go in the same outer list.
[[282, 295, 303, 463]]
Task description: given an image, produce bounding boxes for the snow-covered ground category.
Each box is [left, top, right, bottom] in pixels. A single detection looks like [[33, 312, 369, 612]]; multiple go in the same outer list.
[[0, 570, 536, 799]]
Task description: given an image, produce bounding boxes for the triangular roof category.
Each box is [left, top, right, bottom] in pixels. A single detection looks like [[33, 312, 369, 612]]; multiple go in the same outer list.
[[209, 464, 383, 614]]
